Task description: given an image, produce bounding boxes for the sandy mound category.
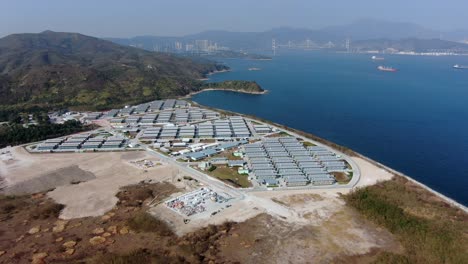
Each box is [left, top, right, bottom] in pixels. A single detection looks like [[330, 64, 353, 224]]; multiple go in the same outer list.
[[4, 165, 96, 195]]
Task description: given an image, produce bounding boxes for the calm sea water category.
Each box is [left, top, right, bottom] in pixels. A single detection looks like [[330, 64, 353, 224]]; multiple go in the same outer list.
[[193, 51, 468, 205]]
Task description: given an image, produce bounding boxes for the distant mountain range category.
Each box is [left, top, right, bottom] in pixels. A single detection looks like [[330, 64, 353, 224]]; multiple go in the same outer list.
[[322, 19, 440, 40], [0, 31, 226, 114], [107, 19, 468, 52], [352, 38, 468, 53]]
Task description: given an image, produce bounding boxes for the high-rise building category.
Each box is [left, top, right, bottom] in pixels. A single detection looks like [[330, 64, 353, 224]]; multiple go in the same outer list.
[[185, 44, 194, 52], [195, 40, 209, 52], [208, 42, 218, 52]]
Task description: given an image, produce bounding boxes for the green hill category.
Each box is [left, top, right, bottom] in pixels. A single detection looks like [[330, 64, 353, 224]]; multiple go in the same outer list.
[[202, 80, 265, 94], [0, 31, 227, 117]]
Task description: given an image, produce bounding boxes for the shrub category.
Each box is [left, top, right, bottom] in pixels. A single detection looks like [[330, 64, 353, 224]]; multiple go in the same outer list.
[[1, 203, 16, 214], [127, 212, 173, 236], [345, 181, 468, 263], [29, 201, 64, 219], [90, 249, 151, 264]]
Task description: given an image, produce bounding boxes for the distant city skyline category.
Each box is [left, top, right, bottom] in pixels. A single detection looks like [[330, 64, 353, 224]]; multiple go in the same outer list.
[[1, 0, 467, 38]]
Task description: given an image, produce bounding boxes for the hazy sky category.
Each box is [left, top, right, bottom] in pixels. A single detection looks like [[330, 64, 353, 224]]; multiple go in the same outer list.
[[1, 0, 466, 38]]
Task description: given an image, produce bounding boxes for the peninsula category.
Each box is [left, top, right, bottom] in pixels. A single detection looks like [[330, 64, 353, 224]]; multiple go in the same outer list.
[[197, 80, 266, 95]]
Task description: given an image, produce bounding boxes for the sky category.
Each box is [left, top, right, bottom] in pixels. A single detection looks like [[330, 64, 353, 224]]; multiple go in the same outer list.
[[1, 0, 467, 38]]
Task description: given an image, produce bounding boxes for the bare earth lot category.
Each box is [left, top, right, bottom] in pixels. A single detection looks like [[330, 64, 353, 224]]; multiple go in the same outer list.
[[0, 147, 409, 263], [0, 148, 179, 219]]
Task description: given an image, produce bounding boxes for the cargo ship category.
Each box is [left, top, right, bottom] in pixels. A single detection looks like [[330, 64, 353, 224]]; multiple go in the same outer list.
[[371, 55, 385, 60], [453, 64, 468, 69], [377, 66, 397, 72], [248, 67, 261, 71]]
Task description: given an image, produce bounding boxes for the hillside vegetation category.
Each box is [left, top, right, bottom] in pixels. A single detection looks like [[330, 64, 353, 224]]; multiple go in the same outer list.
[[202, 80, 265, 93], [0, 120, 94, 148], [0, 31, 227, 116], [345, 176, 468, 263]]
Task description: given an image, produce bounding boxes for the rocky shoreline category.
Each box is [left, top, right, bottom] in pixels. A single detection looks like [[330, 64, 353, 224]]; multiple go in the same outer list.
[[184, 88, 268, 98]]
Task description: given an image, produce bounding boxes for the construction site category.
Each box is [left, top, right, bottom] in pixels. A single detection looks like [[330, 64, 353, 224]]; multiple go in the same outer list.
[[129, 159, 160, 170], [165, 187, 231, 218], [2, 98, 434, 264], [23, 99, 358, 193]]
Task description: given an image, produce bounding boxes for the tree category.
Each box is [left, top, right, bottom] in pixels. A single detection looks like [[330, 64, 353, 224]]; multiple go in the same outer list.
[[8, 113, 21, 124]]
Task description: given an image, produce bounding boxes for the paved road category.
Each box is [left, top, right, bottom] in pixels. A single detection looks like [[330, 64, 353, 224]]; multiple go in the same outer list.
[[144, 145, 245, 199], [246, 119, 259, 138], [141, 129, 360, 196], [106, 113, 361, 196]]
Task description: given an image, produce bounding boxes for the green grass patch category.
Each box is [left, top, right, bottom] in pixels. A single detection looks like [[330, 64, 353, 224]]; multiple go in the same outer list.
[[210, 149, 243, 160], [207, 166, 251, 188], [331, 172, 350, 184]]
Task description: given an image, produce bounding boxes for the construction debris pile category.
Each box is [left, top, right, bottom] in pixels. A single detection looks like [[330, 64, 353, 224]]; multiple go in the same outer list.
[[165, 188, 228, 217], [0, 147, 13, 161], [130, 159, 158, 169]]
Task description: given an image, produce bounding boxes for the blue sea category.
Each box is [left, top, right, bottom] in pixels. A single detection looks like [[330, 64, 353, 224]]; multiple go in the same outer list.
[[193, 51, 468, 205]]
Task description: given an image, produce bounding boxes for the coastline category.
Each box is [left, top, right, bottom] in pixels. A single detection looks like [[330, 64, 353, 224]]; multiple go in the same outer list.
[[216, 57, 272, 61], [206, 69, 230, 76], [188, 99, 468, 212], [193, 69, 268, 97], [183, 88, 268, 99], [353, 151, 468, 212], [197, 69, 231, 81]]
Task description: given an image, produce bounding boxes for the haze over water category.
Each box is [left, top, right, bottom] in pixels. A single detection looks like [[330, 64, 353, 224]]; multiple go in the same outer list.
[[193, 51, 468, 205]]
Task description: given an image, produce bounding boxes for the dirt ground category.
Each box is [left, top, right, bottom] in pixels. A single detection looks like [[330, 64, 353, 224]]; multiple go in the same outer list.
[[4, 165, 96, 195], [0, 146, 404, 263], [218, 212, 401, 264], [151, 186, 402, 263], [0, 181, 402, 264], [150, 197, 263, 237], [0, 147, 182, 219], [351, 157, 394, 188], [0, 182, 185, 264]]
